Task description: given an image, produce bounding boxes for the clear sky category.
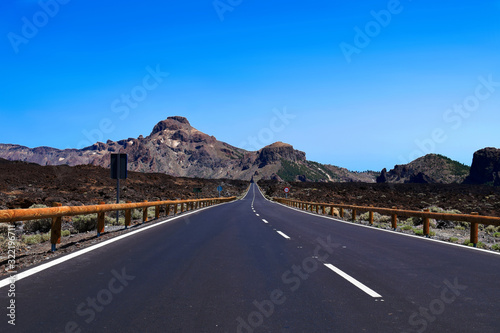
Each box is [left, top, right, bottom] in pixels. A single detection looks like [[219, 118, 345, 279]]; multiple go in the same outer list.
[[1, 0, 499, 171]]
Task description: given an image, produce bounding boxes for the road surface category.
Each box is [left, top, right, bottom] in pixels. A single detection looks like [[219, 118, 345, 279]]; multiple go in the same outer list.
[[1, 183, 499, 332]]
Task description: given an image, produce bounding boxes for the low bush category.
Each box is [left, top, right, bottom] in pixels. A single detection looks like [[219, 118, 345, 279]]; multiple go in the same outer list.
[[23, 204, 52, 233], [72, 214, 114, 233]]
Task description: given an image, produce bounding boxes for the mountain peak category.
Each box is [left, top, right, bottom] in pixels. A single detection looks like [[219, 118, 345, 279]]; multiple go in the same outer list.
[[167, 116, 190, 125], [263, 142, 293, 149], [150, 116, 192, 136]]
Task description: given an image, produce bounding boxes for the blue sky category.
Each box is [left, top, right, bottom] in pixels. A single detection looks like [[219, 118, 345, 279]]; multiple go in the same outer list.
[[1, 0, 499, 171]]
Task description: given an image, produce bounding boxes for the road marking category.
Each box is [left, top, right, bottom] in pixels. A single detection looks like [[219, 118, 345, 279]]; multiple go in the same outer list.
[[256, 214, 260, 216], [324, 263, 382, 298], [262, 219, 268, 224], [276, 231, 290, 239]]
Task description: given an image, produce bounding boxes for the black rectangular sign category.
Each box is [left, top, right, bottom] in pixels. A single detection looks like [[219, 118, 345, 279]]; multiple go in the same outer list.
[[111, 153, 127, 179]]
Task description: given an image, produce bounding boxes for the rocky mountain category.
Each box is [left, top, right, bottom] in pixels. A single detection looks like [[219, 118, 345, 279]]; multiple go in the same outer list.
[[0, 116, 374, 183], [376, 154, 470, 184], [464, 147, 500, 186]]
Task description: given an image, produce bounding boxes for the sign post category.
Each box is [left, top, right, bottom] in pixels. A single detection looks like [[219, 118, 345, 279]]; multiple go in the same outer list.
[[217, 186, 222, 197], [193, 187, 202, 199], [111, 153, 127, 227], [284, 187, 290, 199]]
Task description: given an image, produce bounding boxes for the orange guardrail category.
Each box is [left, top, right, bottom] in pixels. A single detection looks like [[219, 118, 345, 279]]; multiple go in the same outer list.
[[0, 197, 236, 251], [273, 197, 500, 246]]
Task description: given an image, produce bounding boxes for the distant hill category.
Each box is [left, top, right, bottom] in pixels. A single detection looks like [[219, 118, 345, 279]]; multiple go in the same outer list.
[[0, 116, 374, 183], [376, 154, 470, 184]]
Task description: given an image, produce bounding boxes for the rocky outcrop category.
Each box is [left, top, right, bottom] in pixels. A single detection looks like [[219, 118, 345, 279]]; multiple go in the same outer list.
[[256, 142, 306, 168], [464, 147, 500, 186], [376, 168, 388, 183], [379, 154, 470, 184]]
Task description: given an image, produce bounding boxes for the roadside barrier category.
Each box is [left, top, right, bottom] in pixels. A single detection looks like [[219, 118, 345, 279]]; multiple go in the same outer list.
[[0, 197, 236, 251], [273, 198, 500, 247]]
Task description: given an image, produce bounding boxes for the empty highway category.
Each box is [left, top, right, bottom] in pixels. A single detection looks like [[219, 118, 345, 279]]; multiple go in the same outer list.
[[1, 183, 499, 332]]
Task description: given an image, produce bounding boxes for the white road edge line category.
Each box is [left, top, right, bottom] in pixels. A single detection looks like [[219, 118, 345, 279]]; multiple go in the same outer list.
[[276, 231, 290, 239], [324, 263, 382, 298], [0, 201, 234, 289], [262, 219, 268, 224]]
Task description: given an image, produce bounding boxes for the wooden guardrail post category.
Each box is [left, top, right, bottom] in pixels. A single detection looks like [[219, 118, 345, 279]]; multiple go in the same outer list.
[[166, 203, 170, 216], [316, 205, 319, 214], [155, 199, 160, 219], [391, 206, 398, 230], [369, 206, 374, 225], [352, 208, 357, 222], [181, 202, 185, 213], [340, 207, 344, 218], [125, 201, 132, 229], [143, 200, 148, 223], [423, 208, 430, 237], [330, 205, 334, 216], [50, 202, 62, 252], [174, 201, 178, 214], [97, 202, 106, 237], [471, 212, 479, 246]]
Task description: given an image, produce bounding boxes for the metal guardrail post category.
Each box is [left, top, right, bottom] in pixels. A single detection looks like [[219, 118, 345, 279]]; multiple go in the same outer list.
[[50, 202, 62, 252], [155, 199, 160, 219], [125, 201, 132, 229], [471, 212, 479, 246], [423, 208, 430, 237], [97, 202, 105, 237], [391, 206, 398, 230], [143, 200, 148, 223]]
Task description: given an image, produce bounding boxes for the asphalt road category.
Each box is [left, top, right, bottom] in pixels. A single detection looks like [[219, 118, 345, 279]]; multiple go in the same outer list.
[[1, 183, 499, 332]]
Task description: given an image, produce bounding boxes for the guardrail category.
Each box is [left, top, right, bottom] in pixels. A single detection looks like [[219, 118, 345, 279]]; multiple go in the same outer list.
[[0, 197, 236, 251], [273, 198, 500, 247]]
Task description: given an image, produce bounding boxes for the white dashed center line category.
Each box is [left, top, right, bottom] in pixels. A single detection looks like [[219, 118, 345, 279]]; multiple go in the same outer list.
[[276, 231, 290, 239], [262, 219, 268, 224], [323, 263, 382, 298]]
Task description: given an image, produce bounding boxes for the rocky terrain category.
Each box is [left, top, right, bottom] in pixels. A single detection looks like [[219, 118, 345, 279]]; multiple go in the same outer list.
[[259, 180, 500, 216], [0, 116, 376, 183], [0, 158, 248, 209], [464, 147, 500, 186], [376, 154, 470, 184]]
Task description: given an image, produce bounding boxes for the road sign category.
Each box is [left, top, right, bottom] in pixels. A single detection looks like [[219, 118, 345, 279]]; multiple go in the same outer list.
[[217, 186, 223, 192], [193, 187, 202, 199], [110, 153, 127, 229], [110, 154, 127, 179], [284, 187, 290, 193]]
